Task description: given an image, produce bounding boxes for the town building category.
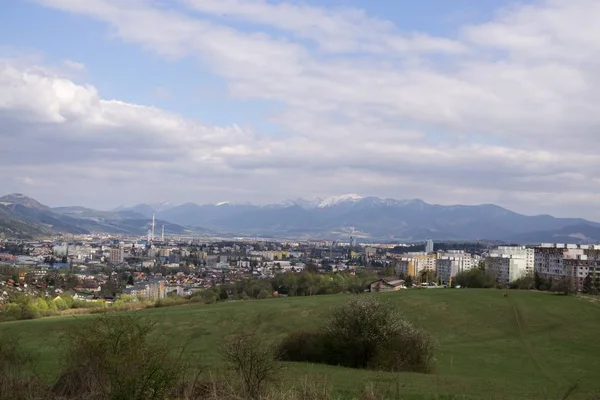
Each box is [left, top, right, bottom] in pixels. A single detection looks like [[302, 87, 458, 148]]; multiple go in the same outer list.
[[535, 244, 600, 291], [492, 246, 535, 276], [370, 277, 405, 292], [485, 254, 527, 284], [436, 251, 478, 284], [425, 239, 434, 254], [109, 247, 124, 264]]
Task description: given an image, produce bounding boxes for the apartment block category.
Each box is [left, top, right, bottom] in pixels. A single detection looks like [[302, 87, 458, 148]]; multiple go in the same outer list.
[[397, 253, 437, 277], [109, 246, 124, 264], [493, 246, 535, 276], [534, 244, 600, 291], [485, 254, 528, 284], [436, 251, 479, 284]]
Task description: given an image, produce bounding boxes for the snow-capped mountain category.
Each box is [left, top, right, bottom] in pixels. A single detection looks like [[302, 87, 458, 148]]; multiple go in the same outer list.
[[106, 195, 600, 242], [317, 194, 364, 208]]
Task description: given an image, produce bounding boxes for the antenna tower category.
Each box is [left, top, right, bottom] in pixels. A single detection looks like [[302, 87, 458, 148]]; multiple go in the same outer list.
[[151, 213, 156, 242]]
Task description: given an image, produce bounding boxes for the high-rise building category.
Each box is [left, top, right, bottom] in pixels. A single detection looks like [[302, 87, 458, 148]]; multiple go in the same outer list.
[[492, 246, 534, 276], [436, 251, 478, 284], [485, 254, 528, 284], [109, 246, 124, 264], [534, 243, 600, 291], [425, 239, 434, 254]]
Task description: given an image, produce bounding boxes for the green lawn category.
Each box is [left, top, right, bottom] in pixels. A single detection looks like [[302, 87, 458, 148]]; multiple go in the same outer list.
[[2, 289, 600, 399]]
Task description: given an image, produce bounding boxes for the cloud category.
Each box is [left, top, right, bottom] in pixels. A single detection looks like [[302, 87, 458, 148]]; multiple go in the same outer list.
[[1, 0, 600, 219], [62, 59, 86, 72], [181, 0, 467, 55]]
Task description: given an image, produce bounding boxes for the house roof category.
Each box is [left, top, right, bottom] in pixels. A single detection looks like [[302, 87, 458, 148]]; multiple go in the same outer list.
[[372, 277, 405, 287]]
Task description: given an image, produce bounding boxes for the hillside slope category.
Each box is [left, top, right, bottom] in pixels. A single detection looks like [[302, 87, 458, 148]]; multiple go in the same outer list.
[[2, 290, 599, 399]]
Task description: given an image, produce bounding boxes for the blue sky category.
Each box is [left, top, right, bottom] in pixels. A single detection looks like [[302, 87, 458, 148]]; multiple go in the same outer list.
[[1, 0, 600, 220], [0, 0, 511, 126]]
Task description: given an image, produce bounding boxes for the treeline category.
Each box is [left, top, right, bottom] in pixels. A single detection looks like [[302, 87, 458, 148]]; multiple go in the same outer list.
[[1, 271, 380, 323], [0, 293, 150, 323], [189, 271, 378, 304], [390, 242, 489, 255], [453, 268, 580, 296]]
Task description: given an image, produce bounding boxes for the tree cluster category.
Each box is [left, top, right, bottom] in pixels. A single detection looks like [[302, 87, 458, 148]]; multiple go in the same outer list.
[[533, 272, 576, 295], [190, 271, 378, 304], [454, 268, 496, 288]]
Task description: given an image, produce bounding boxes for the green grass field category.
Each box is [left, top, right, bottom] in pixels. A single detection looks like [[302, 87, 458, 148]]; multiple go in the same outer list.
[[2, 289, 600, 399]]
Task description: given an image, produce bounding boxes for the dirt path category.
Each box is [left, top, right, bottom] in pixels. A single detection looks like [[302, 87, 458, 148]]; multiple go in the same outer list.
[[510, 298, 564, 386]]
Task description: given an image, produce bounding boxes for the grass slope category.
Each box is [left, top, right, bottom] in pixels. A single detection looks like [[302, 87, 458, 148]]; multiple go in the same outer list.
[[2, 290, 600, 399]]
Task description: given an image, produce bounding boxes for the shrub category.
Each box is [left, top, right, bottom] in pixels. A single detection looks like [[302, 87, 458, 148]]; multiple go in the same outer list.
[[278, 330, 329, 363], [371, 320, 436, 373], [52, 314, 184, 400], [278, 296, 436, 374], [220, 331, 281, 400], [510, 276, 534, 290], [0, 336, 48, 399]]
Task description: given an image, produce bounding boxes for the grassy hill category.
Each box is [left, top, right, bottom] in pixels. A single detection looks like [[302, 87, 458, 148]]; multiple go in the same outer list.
[[2, 289, 600, 399]]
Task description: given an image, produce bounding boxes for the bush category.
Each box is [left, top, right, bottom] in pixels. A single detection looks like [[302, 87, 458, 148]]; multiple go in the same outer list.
[[220, 331, 281, 400], [510, 276, 534, 290], [52, 314, 184, 400], [371, 320, 436, 373], [278, 296, 436, 373], [0, 336, 48, 399], [277, 330, 329, 364]]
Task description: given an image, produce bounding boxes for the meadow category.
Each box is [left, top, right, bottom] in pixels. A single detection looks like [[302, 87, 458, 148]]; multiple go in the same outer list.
[[1, 289, 600, 399]]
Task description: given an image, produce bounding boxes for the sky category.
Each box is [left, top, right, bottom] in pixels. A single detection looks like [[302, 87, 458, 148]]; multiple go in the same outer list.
[[1, 0, 600, 220]]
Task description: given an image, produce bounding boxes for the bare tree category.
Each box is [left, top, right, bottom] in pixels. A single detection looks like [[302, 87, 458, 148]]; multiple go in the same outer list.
[[219, 331, 281, 399]]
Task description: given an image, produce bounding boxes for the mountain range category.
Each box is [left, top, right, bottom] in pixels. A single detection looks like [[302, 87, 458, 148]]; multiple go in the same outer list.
[[0, 194, 210, 239], [1, 193, 600, 243], [119, 194, 600, 243]]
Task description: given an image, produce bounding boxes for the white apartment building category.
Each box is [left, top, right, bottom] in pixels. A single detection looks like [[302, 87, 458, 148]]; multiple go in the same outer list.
[[425, 239, 434, 254], [436, 257, 459, 285], [494, 246, 535, 276], [435, 251, 480, 284], [485, 254, 528, 284]]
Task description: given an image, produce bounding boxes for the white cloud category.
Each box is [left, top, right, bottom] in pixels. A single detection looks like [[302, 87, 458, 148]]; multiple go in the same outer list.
[[1, 0, 600, 219], [62, 59, 86, 72]]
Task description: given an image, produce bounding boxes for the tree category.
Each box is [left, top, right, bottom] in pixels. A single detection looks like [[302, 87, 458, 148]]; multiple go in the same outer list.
[[405, 275, 413, 288], [552, 277, 575, 296], [582, 273, 595, 294], [219, 288, 229, 301], [127, 275, 135, 286], [220, 331, 281, 400], [455, 269, 495, 288], [257, 289, 271, 300]]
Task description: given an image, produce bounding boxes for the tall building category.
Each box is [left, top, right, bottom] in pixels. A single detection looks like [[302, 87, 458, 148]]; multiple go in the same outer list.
[[398, 253, 438, 278], [492, 246, 534, 276], [534, 243, 600, 291], [425, 239, 434, 254], [109, 246, 125, 264], [436, 251, 478, 284], [485, 254, 527, 284]]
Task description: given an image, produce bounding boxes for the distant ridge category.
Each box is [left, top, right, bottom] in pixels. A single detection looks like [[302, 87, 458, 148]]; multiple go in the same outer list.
[[0, 194, 210, 238], [117, 195, 600, 243]]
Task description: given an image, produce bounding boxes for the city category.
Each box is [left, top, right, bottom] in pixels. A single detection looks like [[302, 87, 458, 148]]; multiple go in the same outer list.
[[2, 0, 600, 398], [2, 231, 597, 315]]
